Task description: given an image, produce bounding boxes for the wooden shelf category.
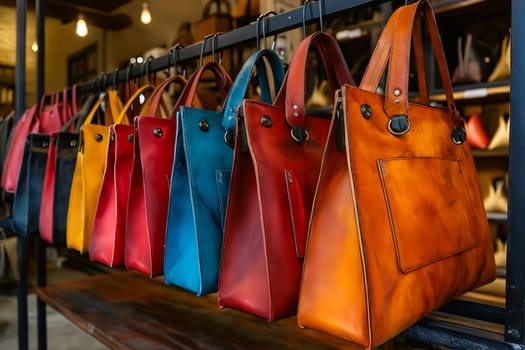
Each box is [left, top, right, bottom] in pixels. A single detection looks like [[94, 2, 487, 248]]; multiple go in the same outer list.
[[471, 148, 509, 158], [429, 81, 510, 103], [36, 271, 360, 350], [433, 0, 511, 24]]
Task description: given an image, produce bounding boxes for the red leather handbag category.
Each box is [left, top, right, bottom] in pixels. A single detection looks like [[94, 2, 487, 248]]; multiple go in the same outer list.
[[87, 84, 155, 266], [125, 63, 231, 277], [218, 32, 354, 321]]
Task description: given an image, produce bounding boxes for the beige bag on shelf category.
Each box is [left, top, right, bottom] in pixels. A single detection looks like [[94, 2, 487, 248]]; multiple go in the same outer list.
[[488, 30, 511, 82]]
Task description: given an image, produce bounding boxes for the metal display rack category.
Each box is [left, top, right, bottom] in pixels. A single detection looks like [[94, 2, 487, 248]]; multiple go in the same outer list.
[[11, 0, 525, 349]]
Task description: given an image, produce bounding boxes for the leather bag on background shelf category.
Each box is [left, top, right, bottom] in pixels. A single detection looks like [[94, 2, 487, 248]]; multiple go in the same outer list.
[[465, 112, 490, 149], [488, 30, 511, 82], [66, 89, 123, 253], [297, 1, 496, 348], [164, 49, 284, 295], [90, 77, 183, 268], [451, 33, 494, 85], [40, 94, 99, 246], [193, 0, 234, 73], [218, 31, 354, 321], [487, 112, 510, 150], [11, 89, 77, 237]]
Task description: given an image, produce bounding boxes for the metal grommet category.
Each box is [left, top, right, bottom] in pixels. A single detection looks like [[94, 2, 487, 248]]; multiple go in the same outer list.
[[69, 139, 78, 148], [291, 127, 309, 143], [292, 104, 299, 110], [198, 120, 209, 132], [95, 134, 103, 142], [224, 129, 235, 147], [128, 133, 134, 142], [394, 98, 400, 104], [153, 128, 163, 137], [42, 141, 49, 148], [387, 115, 411, 136], [451, 126, 467, 145], [261, 115, 272, 127], [360, 104, 372, 119], [393, 88, 401, 96]]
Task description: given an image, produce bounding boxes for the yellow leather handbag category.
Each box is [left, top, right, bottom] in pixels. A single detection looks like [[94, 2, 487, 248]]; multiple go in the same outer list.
[[66, 89, 124, 253]]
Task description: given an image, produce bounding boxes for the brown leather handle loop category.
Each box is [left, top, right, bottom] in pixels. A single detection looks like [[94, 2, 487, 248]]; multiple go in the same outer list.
[[360, 5, 428, 104], [384, 0, 456, 117], [276, 31, 354, 127]]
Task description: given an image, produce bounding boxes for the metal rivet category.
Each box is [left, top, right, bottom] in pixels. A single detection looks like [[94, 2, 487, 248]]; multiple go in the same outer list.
[[451, 126, 467, 145], [293, 112, 299, 118], [153, 128, 163, 137], [198, 120, 209, 132], [292, 104, 299, 110], [95, 134, 103, 142], [388, 115, 411, 136], [261, 114, 272, 127], [360, 104, 372, 119], [393, 88, 401, 96], [70, 139, 78, 147], [224, 129, 234, 147], [394, 98, 400, 104], [42, 141, 49, 148], [128, 133, 134, 142]]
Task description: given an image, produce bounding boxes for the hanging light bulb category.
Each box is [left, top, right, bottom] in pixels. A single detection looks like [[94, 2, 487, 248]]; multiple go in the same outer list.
[[141, 2, 152, 24], [76, 14, 88, 37], [31, 41, 38, 52]]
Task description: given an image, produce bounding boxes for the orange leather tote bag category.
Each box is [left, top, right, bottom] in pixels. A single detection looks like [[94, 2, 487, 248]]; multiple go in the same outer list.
[[297, 1, 496, 348], [218, 32, 354, 321]]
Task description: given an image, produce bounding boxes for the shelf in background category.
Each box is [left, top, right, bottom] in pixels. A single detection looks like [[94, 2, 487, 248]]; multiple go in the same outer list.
[[432, 0, 511, 24], [471, 148, 509, 158], [429, 80, 510, 103], [486, 212, 507, 223]]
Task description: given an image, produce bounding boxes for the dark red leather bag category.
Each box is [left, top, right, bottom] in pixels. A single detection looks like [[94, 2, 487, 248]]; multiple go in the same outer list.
[[218, 32, 354, 321]]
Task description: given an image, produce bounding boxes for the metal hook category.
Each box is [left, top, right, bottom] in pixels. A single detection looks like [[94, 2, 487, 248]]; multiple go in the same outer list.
[[257, 11, 278, 51], [169, 43, 184, 76], [126, 63, 134, 100], [145, 56, 154, 85], [212, 32, 223, 64], [302, 0, 324, 38], [112, 67, 121, 91], [200, 34, 214, 67]]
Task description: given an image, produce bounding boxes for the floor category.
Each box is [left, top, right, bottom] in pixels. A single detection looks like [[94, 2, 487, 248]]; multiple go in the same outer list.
[[0, 247, 443, 350], [0, 249, 109, 350]]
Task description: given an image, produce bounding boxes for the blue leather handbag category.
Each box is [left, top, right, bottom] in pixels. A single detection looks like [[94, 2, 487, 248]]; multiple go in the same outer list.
[[164, 49, 285, 295]]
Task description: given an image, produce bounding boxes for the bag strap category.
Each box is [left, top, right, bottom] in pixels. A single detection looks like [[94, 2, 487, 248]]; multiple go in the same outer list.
[[221, 49, 285, 131], [360, 6, 429, 104], [140, 75, 188, 118], [115, 84, 155, 125], [364, 0, 458, 119], [81, 93, 106, 127], [275, 31, 354, 128], [172, 61, 233, 118]]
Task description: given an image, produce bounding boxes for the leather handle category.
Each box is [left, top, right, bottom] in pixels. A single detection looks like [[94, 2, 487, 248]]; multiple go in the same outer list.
[[360, 6, 429, 104], [221, 49, 285, 131], [171, 61, 233, 118], [384, 0, 456, 116], [278, 31, 354, 127], [140, 75, 188, 118]]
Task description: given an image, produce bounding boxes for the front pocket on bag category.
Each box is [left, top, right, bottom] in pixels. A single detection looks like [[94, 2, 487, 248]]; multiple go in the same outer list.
[[285, 169, 320, 258], [378, 157, 481, 273]]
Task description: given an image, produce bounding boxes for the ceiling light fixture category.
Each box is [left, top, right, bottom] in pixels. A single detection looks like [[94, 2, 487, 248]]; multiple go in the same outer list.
[[76, 14, 88, 37], [31, 41, 38, 52], [141, 2, 152, 24]]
